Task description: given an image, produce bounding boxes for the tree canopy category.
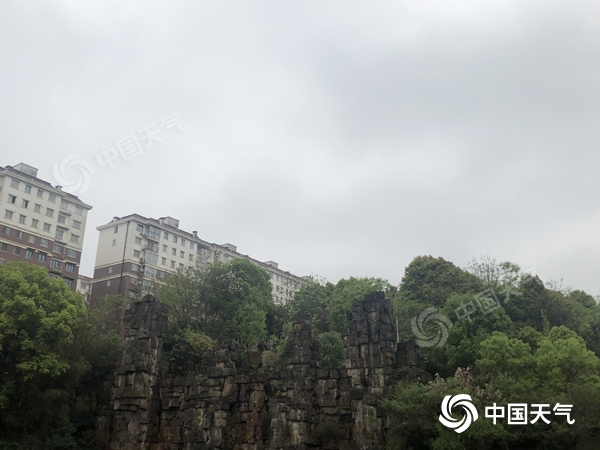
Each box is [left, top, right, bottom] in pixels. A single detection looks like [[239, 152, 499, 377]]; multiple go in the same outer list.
[[0, 263, 124, 449]]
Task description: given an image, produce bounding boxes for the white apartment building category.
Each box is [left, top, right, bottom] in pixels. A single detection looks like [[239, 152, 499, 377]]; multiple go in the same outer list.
[[77, 274, 93, 305], [0, 163, 92, 290], [92, 214, 310, 305]]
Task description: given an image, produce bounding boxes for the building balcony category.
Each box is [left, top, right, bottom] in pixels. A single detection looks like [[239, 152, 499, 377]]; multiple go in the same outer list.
[[49, 266, 63, 275], [142, 232, 160, 242]]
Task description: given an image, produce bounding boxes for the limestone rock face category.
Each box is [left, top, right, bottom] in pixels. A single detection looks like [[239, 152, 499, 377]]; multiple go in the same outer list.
[[101, 292, 428, 450]]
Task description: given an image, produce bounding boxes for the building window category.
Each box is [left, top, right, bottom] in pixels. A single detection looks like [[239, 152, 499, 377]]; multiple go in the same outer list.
[[60, 200, 69, 210], [181, 238, 186, 247], [0, 243, 6, 251], [8, 195, 16, 204], [4, 210, 13, 219], [161, 257, 166, 265], [25, 249, 33, 259], [55, 229, 64, 240], [189, 254, 193, 262], [114, 226, 118, 233], [48, 193, 56, 203], [63, 278, 73, 287], [108, 266, 113, 274], [40, 239, 48, 247], [75, 206, 83, 216], [34, 204, 41, 213], [133, 250, 141, 258], [70, 235, 80, 244], [164, 231, 169, 239], [135, 237, 142, 245], [46, 208, 54, 218], [171, 248, 176, 255], [67, 249, 76, 258], [31, 219, 39, 228], [22, 199, 29, 208], [19, 215, 26, 224], [65, 263, 75, 273], [38, 253, 47, 262], [147, 226, 161, 239], [107, 280, 111, 287], [16, 231, 23, 240], [144, 266, 157, 279], [37, 188, 43, 198], [28, 235, 35, 244], [13, 247, 20, 256], [170, 260, 175, 268], [53, 244, 63, 254], [179, 263, 184, 269], [112, 239, 117, 247], [50, 259, 60, 268], [10, 179, 19, 189], [43, 223, 51, 232], [136, 223, 144, 233], [145, 251, 158, 265], [190, 242, 194, 250], [72, 220, 81, 230], [25, 184, 31, 193], [58, 215, 66, 224], [180, 251, 185, 259], [173, 235, 178, 243], [162, 244, 167, 252], [0, 226, 10, 235]]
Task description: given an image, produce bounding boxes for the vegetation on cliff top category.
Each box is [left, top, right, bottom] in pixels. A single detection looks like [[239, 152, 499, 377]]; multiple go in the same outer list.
[[2, 253, 600, 448]]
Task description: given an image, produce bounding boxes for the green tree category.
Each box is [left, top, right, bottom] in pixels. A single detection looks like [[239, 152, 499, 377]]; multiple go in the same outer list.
[[318, 331, 344, 369], [535, 326, 600, 392], [399, 256, 482, 308], [159, 267, 205, 326], [327, 277, 395, 332], [161, 259, 274, 350], [432, 293, 514, 376], [287, 280, 333, 322], [476, 332, 535, 380], [0, 263, 87, 448], [466, 255, 523, 288]]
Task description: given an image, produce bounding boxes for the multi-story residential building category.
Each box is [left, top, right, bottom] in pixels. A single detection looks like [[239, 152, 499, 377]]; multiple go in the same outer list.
[[77, 274, 93, 305], [0, 163, 93, 290], [91, 214, 310, 305]]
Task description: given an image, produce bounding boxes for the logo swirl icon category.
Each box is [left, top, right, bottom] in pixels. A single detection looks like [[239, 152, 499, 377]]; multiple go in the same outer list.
[[52, 153, 95, 194], [439, 394, 479, 433], [411, 307, 452, 348]]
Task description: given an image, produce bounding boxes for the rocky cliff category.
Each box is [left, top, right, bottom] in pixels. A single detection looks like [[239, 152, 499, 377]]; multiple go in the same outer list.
[[100, 292, 428, 450]]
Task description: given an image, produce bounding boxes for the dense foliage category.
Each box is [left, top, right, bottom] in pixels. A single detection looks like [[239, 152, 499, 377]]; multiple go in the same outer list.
[[0, 263, 124, 450], [160, 259, 276, 375], [4, 252, 600, 449], [386, 255, 600, 449]]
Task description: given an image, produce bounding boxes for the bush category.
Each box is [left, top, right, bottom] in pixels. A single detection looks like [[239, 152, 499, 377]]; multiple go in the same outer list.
[[315, 421, 343, 444], [319, 331, 344, 369]]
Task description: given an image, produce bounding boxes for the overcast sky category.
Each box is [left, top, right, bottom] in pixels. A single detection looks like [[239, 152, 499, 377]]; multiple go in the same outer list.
[[1, 1, 600, 295]]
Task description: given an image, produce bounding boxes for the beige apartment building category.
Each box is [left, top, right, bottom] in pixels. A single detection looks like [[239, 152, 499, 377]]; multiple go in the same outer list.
[[91, 214, 310, 305], [0, 163, 93, 290]]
